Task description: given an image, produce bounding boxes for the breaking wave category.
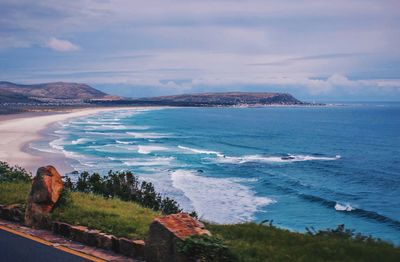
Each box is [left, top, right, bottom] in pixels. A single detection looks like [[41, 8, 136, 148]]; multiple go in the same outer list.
[[171, 169, 275, 223], [301, 194, 400, 229], [214, 154, 341, 164], [137, 145, 169, 154], [127, 132, 170, 139], [178, 145, 224, 156]]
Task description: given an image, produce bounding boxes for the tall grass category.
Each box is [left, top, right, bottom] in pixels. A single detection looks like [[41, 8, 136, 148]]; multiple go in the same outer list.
[[209, 223, 400, 262], [0, 182, 31, 205], [51, 191, 159, 239]]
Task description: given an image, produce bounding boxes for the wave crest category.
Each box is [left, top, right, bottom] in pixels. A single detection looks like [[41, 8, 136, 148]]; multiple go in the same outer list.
[[171, 169, 275, 223]]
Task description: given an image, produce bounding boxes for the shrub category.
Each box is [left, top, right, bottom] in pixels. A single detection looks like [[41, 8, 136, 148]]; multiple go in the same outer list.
[[0, 161, 31, 183], [65, 170, 183, 215], [178, 234, 237, 262]]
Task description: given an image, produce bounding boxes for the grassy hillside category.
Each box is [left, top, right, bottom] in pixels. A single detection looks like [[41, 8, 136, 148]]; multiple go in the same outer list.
[[51, 192, 159, 239], [0, 182, 158, 239], [209, 223, 400, 262]]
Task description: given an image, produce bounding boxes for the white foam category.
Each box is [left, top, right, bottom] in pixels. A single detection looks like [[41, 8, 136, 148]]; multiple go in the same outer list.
[[335, 203, 355, 212], [49, 138, 65, 151], [127, 132, 170, 139], [123, 157, 175, 167], [84, 131, 123, 137], [54, 130, 69, 135], [29, 143, 59, 154], [91, 144, 137, 153], [288, 154, 341, 161], [178, 145, 224, 157], [126, 125, 150, 130], [100, 124, 127, 130], [137, 145, 169, 154], [215, 154, 341, 164], [171, 169, 275, 223], [71, 138, 90, 145], [115, 140, 133, 145]]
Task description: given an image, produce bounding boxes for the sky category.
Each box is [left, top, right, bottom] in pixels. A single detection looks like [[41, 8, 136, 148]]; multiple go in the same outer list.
[[0, 0, 399, 101]]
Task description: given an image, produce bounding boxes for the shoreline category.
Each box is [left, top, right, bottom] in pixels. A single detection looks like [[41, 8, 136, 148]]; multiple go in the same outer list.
[[0, 107, 150, 174]]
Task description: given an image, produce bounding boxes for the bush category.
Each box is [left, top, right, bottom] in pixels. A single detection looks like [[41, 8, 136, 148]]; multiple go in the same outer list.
[[65, 170, 183, 215], [0, 161, 31, 183], [178, 235, 237, 262]]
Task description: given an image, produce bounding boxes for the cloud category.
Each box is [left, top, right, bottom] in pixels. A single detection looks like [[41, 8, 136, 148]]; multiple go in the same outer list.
[[45, 37, 79, 52], [0, 1, 399, 99]]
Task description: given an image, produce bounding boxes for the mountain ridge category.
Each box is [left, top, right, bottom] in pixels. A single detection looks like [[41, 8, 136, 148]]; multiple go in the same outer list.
[[0, 81, 110, 102], [0, 81, 309, 107]]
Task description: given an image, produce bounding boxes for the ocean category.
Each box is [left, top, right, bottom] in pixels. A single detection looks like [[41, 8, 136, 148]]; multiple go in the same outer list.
[[31, 103, 400, 244]]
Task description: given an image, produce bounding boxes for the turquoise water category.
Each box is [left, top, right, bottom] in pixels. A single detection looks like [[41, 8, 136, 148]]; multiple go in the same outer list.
[[32, 104, 400, 244]]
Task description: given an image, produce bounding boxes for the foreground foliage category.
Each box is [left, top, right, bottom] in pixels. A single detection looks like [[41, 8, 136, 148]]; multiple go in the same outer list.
[[0, 161, 31, 183], [51, 191, 159, 239], [65, 170, 183, 215], [178, 234, 237, 262], [209, 223, 400, 262], [0, 163, 399, 261], [0, 181, 158, 239], [0, 182, 31, 205]]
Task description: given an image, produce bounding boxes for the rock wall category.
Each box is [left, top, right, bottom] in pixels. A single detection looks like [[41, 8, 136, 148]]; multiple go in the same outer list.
[[145, 213, 211, 262]]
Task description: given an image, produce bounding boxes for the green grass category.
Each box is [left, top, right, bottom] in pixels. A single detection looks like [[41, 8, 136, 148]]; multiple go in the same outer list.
[[0, 182, 159, 239], [208, 223, 400, 262], [51, 191, 159, 239], [0, 182, 31, 205], [1, 182, 399, 261]]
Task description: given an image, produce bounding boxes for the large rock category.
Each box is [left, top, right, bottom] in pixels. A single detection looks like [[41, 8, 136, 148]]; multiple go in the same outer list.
[[24, 166, 64, 228], [145, 213, 211, 262]]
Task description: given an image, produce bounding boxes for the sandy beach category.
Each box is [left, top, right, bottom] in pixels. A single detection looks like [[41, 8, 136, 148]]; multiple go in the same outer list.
[[0, 107, 135, 174]]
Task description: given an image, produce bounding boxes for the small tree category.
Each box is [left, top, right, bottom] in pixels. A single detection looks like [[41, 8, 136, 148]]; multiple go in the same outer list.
[[65, 170, 186, 215], [0, 161, 31, 183]]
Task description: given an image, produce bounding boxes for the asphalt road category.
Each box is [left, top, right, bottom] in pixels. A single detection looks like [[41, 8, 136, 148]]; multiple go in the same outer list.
[[0, 228, 89, 262]]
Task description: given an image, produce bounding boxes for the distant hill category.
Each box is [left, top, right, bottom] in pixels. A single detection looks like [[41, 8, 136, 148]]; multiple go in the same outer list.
[[0, 81, 309, 108], [0, 81, 110, 103], [134, 92, 305, 106]]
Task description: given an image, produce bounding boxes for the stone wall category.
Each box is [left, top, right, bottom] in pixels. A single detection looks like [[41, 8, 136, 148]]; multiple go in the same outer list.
[[0, 204, 25, 222], [52, 221, 145, 260], [145, 213, 211, 262]]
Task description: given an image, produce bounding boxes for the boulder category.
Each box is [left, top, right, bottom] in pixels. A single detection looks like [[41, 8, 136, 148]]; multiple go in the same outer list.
[[24, 166, 64, 228], [145, 213, 211, 262]]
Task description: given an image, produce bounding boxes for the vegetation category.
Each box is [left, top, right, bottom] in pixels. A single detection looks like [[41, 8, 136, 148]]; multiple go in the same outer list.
[[178, 234, 237, 262], [0, 182, 31, 205], [209, 223, 400, 262], [0, 161, 31, 183], [65, 170, 183, 215], [0, 162, 31, 205], [1, 162, 399, 261], [51, 191, 159, 239]]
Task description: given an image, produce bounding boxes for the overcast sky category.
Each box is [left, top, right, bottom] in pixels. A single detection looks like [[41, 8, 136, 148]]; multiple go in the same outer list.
[[0, 0, 399, 101]]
